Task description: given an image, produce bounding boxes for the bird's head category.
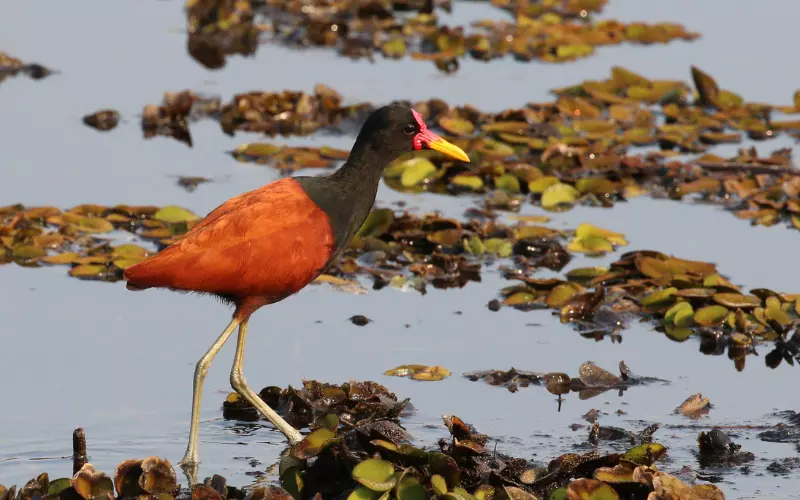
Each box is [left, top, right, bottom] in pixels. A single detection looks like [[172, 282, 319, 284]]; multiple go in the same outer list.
[[354, 104, 471, 164]]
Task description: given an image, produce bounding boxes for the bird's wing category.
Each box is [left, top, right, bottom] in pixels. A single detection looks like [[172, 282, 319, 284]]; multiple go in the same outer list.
[[124, 178, 335, 298]]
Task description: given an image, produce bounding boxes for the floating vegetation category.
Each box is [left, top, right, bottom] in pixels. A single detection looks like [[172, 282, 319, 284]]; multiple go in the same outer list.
[[174, 175, 213, 192], [230, 142, 350, 172], [384, 364, 452, 381], [0, 51, 53, 84], [127, 64, 800, 236], [182, 0, 699, 72], [676, 393, 712, 419], [81, 110, 120, 132], [139, 86, 371, 147], [464, 360, 666, 400], [3, 200, 800, 371], [11, 378, 776, 500]]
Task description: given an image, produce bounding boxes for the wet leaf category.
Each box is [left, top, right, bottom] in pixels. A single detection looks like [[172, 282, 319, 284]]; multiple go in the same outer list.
[[593, 464, 635, 483], [12, 244, 45, 259], [451, 174, 484, 191], [566, 267, 609, 281], [153, 206, 200, 224], [622, 443, 666, 466], [430, 475, 447, 496], [73, 464, 114, 500], [293, 428, 336, 459], [694, 305, 729, 326], [83, 110, 120, 131], [62, 214, 115, 234], [528, 176, 560, 194], [347, 487, 383, 500], [495, 174, 521, 193], [384, 365, 451, 381], [690, 66, 721, 109], [439, 117, 475, 136], [357, 209, 394, 238], [641, 287, 677, 310], [139, 457, 176, 495], [541, 183, 579, 211], [664, 301, 694, 328], [712, 293, 761, 309], [69, 264, 108, 279], [395, 476, 426, 500], [484, 238, 513, 257], [567, 235, 613, 254], [381, 38, 407, 59], [464, 235, 485, 255], [547, 284, 581, 308], [352, 459, 397, 492], [400, 158, 438, 187], [565, 478, 619, 500]]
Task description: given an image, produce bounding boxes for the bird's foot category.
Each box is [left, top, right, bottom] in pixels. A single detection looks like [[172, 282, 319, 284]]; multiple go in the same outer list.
[[177, 456, 199, 489]]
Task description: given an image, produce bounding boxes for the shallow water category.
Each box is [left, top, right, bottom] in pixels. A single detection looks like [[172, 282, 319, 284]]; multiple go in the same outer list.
[[1, 1, 800, 498]]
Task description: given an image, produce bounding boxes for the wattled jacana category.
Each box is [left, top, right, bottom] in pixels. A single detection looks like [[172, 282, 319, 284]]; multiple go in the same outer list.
[[123, 104, 470, 479]]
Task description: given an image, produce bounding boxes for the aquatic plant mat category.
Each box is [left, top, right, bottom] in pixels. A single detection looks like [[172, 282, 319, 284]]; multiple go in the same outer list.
[[5, 380, 799, 500], [3, 0, 800, 498]]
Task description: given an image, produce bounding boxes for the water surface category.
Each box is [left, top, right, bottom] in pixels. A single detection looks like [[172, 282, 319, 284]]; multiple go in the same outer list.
[[1, 1, 800, 498]]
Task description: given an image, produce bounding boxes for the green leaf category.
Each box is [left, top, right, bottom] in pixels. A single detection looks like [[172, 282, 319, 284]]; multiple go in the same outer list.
[[622, 443, 666, 465], [400, 158, 438, 187], [357, 208, 394, 238], [347, 486, 383, 500], [495, 174, 521, 193], [694, 305, 729, 326], [641, 287, 677, 308], [463, 235, 485, 255], [153, 205, 200, 224], [431, 475, 448, 496], [483, 238, 512, 257], [352, 459, 397, 492], [428, 452, 460, 488], [541, 183, 579, 211], [451, 174, 484, 191], [316, 413, 339, 432], [566, 478, 619, 500], [292, 428, 336, 459], [712, 293, 761, 309], [396, 476, 426, 500], [439, 117, 475, 136], [528, 176, 560, 194], [47, 478, 72, 497]]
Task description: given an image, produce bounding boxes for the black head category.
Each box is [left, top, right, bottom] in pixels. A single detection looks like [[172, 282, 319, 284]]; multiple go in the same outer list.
[[351, 104, 470, 164]]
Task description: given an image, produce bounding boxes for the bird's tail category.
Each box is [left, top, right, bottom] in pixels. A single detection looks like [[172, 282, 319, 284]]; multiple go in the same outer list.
[[122, 247, 179, 291]]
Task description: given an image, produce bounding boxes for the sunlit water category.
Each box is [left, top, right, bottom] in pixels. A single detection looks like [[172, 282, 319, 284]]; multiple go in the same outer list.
[[2, 1, 800, 498]]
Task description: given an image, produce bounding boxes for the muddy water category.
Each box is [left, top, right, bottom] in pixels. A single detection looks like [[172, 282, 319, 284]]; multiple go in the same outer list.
[[2, 1, 800, 498]]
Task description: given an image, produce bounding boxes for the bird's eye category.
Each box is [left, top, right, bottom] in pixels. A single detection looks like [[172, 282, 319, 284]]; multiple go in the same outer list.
[[403, 123, 416, 135]]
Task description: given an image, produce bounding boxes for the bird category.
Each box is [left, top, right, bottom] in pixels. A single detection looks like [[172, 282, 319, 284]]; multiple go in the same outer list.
[[122, 103, 470, 481]]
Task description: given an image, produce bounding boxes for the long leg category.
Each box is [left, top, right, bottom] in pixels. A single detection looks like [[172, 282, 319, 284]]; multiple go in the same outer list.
[[229, 320, 304, 445], [178, 317, 240, 475]]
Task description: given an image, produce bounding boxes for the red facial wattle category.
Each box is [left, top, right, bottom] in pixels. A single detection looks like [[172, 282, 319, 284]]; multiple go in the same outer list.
[[409, 108, 470, 162]]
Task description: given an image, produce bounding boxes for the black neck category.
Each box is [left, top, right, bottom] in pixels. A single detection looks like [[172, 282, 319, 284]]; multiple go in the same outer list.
[[295, 142, 397, 263]]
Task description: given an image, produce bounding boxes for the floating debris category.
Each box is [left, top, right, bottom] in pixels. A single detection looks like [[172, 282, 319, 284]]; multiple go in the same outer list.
[[464, 361, 666, 400], [677, 393, 712, 419], [0, 51, 53, 84], [349, 315, 372, 326], [697, 428, 755, 467], [181, 0, 699, 72], [174, 176, 213, 193], [384, 364, 451, 381], [82, 110, 120, 132]]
